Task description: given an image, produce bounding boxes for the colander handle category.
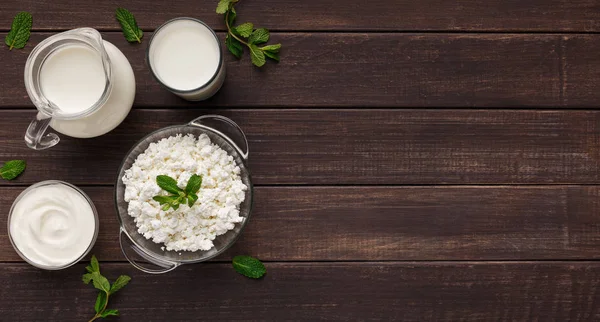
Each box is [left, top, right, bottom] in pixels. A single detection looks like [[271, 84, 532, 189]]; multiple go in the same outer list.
[[119, 229, 179, 274], [189, 115, 249, 160]]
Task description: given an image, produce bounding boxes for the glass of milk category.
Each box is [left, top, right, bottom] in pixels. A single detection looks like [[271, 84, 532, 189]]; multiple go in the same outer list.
[[24, 28, 136, 150], [147, 18, 225, 101]]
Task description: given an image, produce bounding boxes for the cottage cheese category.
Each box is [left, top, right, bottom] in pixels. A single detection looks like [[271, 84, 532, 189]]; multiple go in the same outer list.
[[122, 133, 247, 252]]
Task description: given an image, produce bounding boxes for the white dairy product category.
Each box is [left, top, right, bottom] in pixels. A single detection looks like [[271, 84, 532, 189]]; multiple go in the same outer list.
[[122, 134, 247, 252], [40, 44, 106, 115], [9, 183, 97, 268], [49, 41, 136, 138], [148, 19, 224, 101]]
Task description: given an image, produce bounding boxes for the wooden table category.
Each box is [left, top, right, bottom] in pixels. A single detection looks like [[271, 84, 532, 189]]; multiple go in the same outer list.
[[2, 1, 600, 320]]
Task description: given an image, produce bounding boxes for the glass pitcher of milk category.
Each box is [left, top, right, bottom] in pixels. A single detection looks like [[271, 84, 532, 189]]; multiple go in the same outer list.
[[24, 28, 135, 150]]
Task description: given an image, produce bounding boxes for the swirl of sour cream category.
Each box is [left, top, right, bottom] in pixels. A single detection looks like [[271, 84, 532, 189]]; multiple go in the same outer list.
[[9, 183, 97, 268]]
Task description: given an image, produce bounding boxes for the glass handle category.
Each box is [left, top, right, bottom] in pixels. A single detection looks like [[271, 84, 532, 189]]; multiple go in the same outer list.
[[189, 115, 249, 160], [24, 112, 60, 150], [119, 229, 179, 274]]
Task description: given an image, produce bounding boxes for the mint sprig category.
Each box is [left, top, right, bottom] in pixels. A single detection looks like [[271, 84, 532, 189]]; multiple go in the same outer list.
[[83, 255, 131, 322], [217, 0, 281, 67], [115, 8, 143, 43], [5, 12, 32, 50], [153, 174, 202, 211], [232, 255, 266, 279], [0, 160, 26, 180]]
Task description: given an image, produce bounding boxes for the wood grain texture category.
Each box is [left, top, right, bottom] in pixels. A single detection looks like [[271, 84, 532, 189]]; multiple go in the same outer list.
[[3, 32, 599, 108], [1, 186, 600, 262], [2, 262, 600, 321], [1, 109, 600, 185], [2, 0, 600, 32]]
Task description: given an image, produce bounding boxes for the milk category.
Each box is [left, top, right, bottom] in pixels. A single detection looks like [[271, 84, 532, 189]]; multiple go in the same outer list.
[[49, 41, 136, 138], [148, 18, 225, 101], [40, 44, 106, 115], [24, 28, 136, 150]]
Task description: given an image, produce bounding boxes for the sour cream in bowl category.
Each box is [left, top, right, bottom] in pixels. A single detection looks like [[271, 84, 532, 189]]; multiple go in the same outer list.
[[8, 181, 99, 270]]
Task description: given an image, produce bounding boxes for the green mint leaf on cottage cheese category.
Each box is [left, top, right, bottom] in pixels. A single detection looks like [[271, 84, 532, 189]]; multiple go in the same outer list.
[[154, 174, 203, 211], [153, 195, 178, 205], [187, 193, 199, 207], [156, 175, 182, 194], [185, 174, 202, 195], [5, 12, 32, 50], [232, 255, 266, 279], [83, 255, 131, 321], [0, 160, 26, 180], [115, 7, 143, 43]]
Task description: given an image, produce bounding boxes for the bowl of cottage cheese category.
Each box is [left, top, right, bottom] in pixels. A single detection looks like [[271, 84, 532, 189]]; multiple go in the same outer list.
[[115, 115, 253, 274]]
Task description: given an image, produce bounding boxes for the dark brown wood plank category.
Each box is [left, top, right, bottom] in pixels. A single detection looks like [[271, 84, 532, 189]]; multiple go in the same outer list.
[[0, 32, 584, 108], [2, 262, 600, 321], [563, 35, 600, 107], [2, 109, 600, 185], [1, 186, 600, 262], [2, 0, 600, 32]]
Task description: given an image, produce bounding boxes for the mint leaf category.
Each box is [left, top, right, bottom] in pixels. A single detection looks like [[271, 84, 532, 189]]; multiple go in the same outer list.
[[235, 23, 253, 38], [226, 34, 243, 59], [248, 28, 269, 45], [5, 12, 32, 50], [90, 254, 100, 273], [156, 175, 182, 194], [218, 1, 281, 67], [94, 292, 107, 314], [264, 50, 280, 62], [226, 7, 237, 27], [100, 309, 119, 318], [82, 273, 93, 284], [84, 256, 130, 321], [153, 195, 178, 205], [115, 8, 143, 43], [249, 44, 266, 67], [154, 175, 202, 211], [232, 255, 266, 279], [216, 0, 232, 14], [187, 193, 198, 207], [0, 160, 26, 180], [92, 273, 111, 293], [110, 275, 131, 294], [260, 44, 281, 52], [261, 43, 281, 62], [185, 174, 202, 194]]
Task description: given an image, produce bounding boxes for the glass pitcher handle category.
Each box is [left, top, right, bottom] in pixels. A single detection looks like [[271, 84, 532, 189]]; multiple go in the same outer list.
[[189, 115, 249, 160], [24, 112, 60, 150]]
